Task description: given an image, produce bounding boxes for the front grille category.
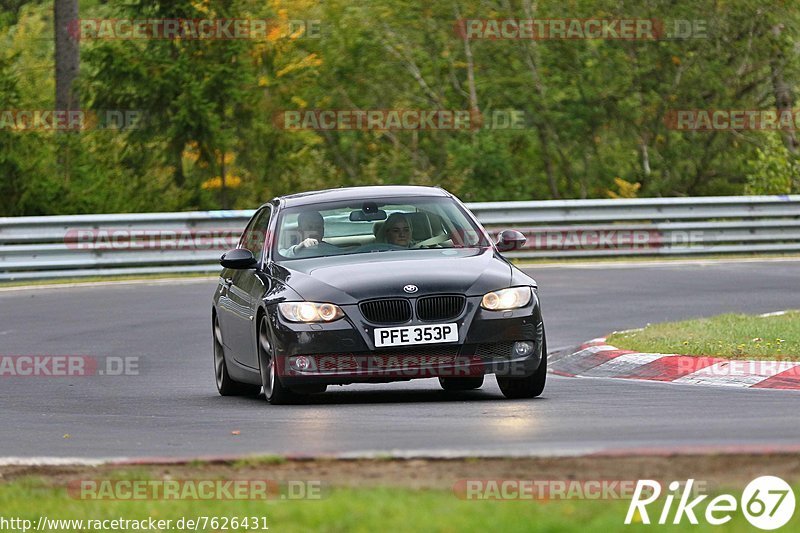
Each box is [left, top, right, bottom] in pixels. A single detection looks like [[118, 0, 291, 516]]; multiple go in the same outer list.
[[369, 345, 462, 369], [370, 345, 462, 359], [416, 295, 466, 321], [475, 342, 514, 361], [359, 298, 412, 324]]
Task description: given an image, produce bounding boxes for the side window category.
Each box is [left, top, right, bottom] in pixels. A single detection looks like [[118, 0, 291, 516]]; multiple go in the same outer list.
[[239, 207, 272, 261]]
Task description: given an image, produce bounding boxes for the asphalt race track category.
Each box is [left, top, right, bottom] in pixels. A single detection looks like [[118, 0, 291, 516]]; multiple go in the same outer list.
[[2, 259, 800, 460]]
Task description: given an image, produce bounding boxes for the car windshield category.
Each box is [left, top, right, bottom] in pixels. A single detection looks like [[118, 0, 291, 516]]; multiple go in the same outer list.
[[273, 196, 491, 261]]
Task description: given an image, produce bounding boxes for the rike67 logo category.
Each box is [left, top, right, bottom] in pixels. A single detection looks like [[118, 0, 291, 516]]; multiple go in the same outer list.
[[625, 476, 795, 530]]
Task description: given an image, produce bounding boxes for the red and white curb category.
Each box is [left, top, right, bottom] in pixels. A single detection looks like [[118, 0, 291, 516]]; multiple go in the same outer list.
[[550, 338, 800, 390]]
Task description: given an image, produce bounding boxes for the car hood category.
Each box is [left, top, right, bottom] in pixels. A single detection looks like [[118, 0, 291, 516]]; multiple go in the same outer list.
[[276, 248, 512, 304]]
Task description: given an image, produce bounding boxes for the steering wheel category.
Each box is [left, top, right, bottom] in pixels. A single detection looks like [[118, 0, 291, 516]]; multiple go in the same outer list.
[[412, 233, 451, 249]]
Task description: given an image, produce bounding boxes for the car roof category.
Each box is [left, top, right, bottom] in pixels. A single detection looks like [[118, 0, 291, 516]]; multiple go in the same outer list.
[[266, 185, 451, 209]]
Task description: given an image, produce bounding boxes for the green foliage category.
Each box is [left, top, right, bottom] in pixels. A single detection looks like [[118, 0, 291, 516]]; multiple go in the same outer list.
[[745, 133, 800, 195], [1, 0, 799, 215], [0, 55, 26, 215], [0, 469, 787, 532]]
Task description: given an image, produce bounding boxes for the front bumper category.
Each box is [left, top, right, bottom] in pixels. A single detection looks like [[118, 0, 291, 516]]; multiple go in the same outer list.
[[268, 294, 544, 386]]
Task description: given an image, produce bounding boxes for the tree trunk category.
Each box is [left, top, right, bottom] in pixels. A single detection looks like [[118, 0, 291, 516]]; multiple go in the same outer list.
[[54, 0, 79, 184], [54, 0, 79, 112], [770, 24, 799, 155], [521, 0, 564, 199]]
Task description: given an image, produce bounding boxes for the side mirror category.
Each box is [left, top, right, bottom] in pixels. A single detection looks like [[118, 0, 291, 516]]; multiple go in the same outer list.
[[496, 230, 526, 252], [220, 248, 257, 269]]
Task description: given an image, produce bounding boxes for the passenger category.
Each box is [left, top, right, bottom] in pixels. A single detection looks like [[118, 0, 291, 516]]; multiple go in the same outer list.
[[283, 211, 338, 257], [377, 213, 413, 247]]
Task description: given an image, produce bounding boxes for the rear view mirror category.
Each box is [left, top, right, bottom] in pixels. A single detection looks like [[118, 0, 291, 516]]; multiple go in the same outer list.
[[220, 248, 257, 269], [496, 230, 526, 252], [350, 209, 387, 222]]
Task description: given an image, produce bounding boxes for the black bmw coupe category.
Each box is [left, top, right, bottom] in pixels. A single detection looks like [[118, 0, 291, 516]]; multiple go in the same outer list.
[[212, 185, 546, 404]]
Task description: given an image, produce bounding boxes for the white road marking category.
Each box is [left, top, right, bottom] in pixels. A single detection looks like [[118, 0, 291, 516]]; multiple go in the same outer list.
[[581, 353, 665, 378], [759, 310, 790, 318], [585, 345, 618, 353], [555, 344, 619, 364], [0, 450, 601, 465], [331, 448, 603, 459], [0, 457, 111, 466], [674, 361, 800, 388]]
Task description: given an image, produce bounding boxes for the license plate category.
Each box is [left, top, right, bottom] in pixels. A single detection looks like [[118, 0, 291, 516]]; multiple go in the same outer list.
[[374, 323, 458, 347]]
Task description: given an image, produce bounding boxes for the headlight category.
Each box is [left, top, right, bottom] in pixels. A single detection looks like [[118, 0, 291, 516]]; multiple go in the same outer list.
[[481, 287, 531, 310], [277, 302, 344, 323]]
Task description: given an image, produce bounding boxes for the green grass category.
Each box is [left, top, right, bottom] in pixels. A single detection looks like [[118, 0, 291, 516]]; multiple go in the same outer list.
[[231, 454, 289, 467], [0, 473, 787, 532], [607, 311, 800, 359]]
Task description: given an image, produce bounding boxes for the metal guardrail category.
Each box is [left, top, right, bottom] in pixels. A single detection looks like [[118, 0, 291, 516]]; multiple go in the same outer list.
[[1, 195, 798, 281]]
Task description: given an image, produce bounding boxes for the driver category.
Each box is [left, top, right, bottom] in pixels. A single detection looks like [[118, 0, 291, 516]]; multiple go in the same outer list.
[[283, 211, 339, 257], [377, 213, 413, 247]]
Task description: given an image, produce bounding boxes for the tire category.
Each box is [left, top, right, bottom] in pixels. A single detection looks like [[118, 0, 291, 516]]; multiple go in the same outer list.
[[257, 315, 303, 405], [497, 335, 547, 399], [214, 315, 261, 397], [439, 376, 484, 391]]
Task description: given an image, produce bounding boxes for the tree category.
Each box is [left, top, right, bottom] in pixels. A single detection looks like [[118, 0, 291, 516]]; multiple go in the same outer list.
[[54, 0, 79, 111]]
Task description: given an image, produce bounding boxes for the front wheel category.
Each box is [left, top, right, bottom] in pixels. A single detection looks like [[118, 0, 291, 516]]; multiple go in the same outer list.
[[497, 335, 547, 399], [258, 315, 301, 405]]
